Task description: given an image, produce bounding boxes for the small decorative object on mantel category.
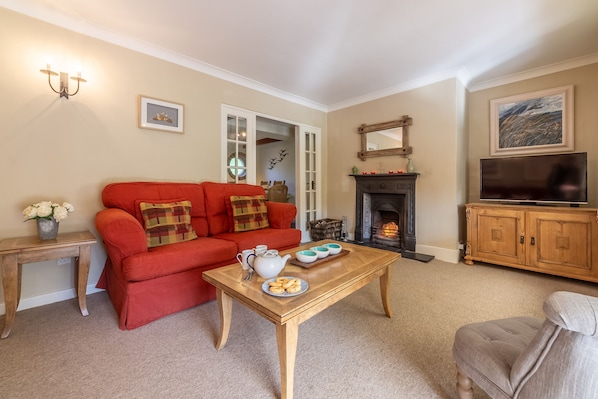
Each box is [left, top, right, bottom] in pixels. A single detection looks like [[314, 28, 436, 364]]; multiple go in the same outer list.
[[22, 201, 74, 240], [352, 166, 358, 174], [407, 158, 416, 173]]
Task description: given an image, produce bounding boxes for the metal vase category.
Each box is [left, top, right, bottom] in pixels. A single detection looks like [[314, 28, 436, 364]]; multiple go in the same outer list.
[[37, 218, 59, 240]]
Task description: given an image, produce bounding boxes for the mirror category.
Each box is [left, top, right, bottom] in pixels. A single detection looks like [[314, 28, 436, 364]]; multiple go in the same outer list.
[[357, 115, 412, 160]]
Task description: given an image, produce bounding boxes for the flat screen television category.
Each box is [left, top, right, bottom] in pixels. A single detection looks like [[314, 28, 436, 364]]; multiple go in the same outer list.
[[480, 152, 588, 205]]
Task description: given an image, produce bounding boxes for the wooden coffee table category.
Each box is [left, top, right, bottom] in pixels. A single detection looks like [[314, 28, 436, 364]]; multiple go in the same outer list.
[[202, 240, 400, 399]]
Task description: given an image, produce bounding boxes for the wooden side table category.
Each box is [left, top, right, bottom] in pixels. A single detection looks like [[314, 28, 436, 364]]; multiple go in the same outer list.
[[0, 231, 97, 339]]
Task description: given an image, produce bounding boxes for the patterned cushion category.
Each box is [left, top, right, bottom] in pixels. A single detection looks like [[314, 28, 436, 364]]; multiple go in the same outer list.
[[229, 195, 269, 232], [139, 200, 198, 248]]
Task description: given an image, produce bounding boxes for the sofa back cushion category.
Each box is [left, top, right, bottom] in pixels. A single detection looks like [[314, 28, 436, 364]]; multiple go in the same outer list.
[[202, 182, 266, 235], [101, 182, 209, 237]]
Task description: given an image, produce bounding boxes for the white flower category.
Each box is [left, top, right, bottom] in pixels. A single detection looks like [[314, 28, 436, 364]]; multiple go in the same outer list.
[[62, 202, 75, 212], [36, 201, 53, 218], [22, 205, 37, 220], [21, 200, 74, 222], [53, 206, 69, 222]]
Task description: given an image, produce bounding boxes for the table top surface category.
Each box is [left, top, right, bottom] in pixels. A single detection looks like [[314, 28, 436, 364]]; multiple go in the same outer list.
[[0, 231, 97, 254], [202, 240, 400, 324]]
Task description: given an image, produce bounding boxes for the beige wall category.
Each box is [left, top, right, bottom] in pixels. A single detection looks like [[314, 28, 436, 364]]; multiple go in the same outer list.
[[0, 9, 325, 309], [326, 79, 467, 262], [468, 63, 598, 207]]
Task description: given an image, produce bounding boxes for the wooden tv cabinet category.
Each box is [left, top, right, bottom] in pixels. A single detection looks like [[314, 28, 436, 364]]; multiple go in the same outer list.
[[465, 203, 598, 283]]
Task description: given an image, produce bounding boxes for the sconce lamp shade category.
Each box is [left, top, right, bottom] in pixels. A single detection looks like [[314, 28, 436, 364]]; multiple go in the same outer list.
[[40, 65, 86, 99]]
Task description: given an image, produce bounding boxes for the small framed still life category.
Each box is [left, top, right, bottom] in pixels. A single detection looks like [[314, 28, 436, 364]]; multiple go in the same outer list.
[[138, 95, 184, 133]]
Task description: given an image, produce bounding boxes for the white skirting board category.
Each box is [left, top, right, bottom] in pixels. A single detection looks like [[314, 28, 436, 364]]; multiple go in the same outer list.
[[0, 284, 104, 315]]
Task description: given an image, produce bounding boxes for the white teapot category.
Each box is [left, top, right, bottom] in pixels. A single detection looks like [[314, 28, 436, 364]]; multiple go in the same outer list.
[[252, 250, 291, 279]]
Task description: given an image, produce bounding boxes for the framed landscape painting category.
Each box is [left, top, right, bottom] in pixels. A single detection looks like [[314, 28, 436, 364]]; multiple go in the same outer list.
[[138, 95, 184, 133], [489, 85, 573, 156]]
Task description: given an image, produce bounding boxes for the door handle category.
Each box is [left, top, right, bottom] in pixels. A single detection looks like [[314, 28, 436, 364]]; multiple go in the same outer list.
[[520, 236, 524, 244], [530, 237, 535, 245]]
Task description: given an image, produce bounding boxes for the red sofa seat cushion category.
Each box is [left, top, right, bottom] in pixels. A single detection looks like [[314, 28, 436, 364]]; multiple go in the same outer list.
[[213, 228, 301, 252], [122, 237, 237, 282]]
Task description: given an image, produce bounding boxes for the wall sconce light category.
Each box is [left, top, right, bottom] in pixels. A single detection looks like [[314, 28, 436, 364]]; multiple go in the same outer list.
[[39, 63, 86, 99]]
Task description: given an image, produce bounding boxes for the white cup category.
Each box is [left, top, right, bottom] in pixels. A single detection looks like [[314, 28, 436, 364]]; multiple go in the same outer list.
[[236, 249, 255, 270], [254, 244, 268, 255]]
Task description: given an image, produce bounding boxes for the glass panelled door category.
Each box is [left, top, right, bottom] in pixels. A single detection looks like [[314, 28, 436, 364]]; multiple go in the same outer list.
[[222, 105, 255, 183], [297, 125, 322, 242]]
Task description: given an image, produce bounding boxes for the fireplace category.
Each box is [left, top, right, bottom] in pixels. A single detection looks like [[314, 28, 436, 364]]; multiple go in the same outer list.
[[352, 173, 417, 252]]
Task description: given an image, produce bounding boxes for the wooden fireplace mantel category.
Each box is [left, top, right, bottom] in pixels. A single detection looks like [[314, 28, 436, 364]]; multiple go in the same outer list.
[[352, 173, 418, 251]]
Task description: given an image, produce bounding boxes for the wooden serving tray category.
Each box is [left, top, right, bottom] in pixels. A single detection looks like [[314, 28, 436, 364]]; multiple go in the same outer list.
[[289, 249, 350, 269]]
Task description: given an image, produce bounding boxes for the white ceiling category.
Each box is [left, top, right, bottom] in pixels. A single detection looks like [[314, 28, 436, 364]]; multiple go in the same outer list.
[[3, 0, 598, 111]]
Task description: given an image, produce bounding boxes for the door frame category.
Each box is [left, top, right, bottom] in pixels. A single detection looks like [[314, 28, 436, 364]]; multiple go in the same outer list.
[[221, 104, 322, 242], [296, 124, 323, 242]]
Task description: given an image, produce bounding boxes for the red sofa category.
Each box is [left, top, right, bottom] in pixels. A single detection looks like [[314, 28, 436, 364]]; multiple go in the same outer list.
[[95, 181, 301, 330]]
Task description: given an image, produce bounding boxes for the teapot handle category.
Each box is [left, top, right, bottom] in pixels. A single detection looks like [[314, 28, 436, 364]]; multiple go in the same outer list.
[[247, 253, 257, 269]]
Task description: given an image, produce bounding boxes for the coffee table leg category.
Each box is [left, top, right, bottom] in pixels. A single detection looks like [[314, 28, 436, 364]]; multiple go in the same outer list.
[[276, 317, 299, 399], [379, 264, 392, 318], [215, 288, 233, 350]]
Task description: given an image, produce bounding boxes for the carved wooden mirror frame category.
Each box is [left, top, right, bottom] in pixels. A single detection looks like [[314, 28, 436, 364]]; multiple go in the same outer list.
[[357, 115, 413, 160]]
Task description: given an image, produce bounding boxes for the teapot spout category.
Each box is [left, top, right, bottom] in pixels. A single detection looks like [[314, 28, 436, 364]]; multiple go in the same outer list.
[[281, 254, 291, 266]]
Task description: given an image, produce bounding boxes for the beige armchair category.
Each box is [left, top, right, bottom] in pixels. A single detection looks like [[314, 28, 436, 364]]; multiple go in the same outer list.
[[452, 291, 598, 399]]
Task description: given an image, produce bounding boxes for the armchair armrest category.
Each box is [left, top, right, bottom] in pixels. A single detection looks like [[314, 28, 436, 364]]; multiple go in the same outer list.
[[95, 208, 148, 267], [266, 202, 297, 229], [543, 291, 598, 336]]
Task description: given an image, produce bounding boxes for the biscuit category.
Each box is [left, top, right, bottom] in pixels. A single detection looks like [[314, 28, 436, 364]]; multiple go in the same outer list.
[[269, 286, 285, 294], [286, 284, 302, 294], [282, 279, 295, 289]]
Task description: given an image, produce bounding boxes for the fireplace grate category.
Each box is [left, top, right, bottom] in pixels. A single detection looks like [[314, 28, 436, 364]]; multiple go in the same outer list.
[[372, 224, 401, 248]]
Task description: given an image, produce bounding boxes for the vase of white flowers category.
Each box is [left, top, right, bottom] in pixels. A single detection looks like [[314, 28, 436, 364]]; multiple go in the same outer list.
[[22, 201, 75, 240]]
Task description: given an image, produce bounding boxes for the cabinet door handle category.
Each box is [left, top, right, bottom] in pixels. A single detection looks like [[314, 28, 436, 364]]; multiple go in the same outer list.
[[530, 237, 535, 245], [520, 235, 524, 244]]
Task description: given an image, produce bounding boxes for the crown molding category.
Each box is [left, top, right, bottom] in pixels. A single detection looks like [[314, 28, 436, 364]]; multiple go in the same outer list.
[[468, 53, 598, 92]]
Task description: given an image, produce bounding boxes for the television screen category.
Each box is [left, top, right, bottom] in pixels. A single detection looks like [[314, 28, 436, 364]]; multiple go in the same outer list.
[[480, 152, 587, 204]]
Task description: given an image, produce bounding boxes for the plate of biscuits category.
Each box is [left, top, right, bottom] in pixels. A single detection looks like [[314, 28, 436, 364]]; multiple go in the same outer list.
[[262, 276, 309, 297]]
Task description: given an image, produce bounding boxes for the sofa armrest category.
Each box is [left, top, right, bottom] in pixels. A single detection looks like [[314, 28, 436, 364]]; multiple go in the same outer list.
[[266, 202, 297, 229], [95, 208, 148, 267], [543, 291, 598, 336]]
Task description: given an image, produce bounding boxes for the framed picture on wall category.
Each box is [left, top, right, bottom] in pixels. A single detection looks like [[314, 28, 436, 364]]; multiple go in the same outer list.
[[489, 85, 573, 156], [138, 95, 184, 133]]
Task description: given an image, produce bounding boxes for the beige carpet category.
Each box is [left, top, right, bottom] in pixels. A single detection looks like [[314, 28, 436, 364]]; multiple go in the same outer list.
[[1, 257, 597, 399]]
